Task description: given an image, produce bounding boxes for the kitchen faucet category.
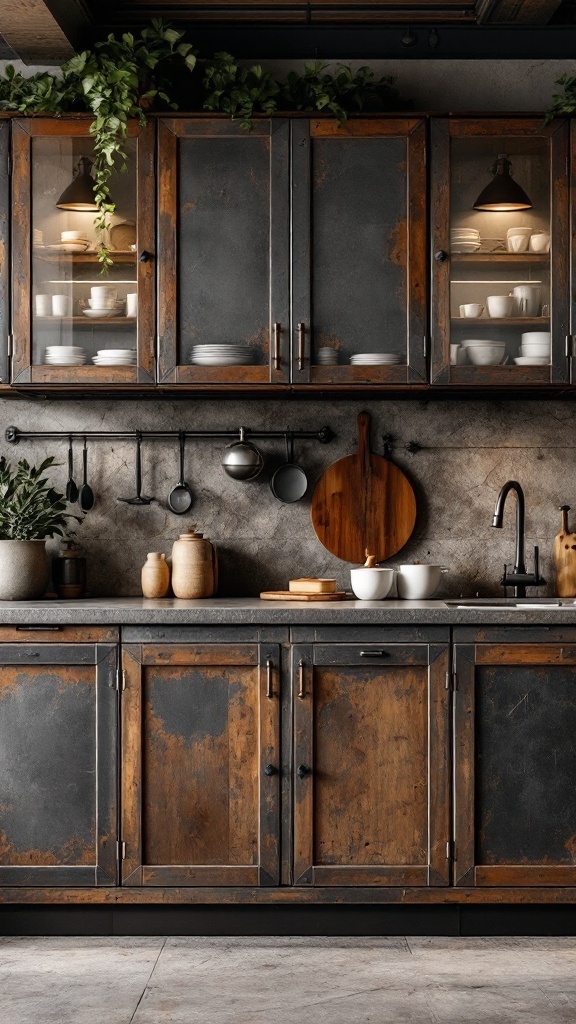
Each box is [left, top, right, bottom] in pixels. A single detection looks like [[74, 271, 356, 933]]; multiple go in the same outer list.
[[491, 480, 545, 598]]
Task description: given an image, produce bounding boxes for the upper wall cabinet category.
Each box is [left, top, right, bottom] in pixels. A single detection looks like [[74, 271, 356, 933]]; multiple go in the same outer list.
[[431, 118, 570, 387], [290, 118, 427, 386], [11, 118, 156, 386], [157, 118, 290, 386]]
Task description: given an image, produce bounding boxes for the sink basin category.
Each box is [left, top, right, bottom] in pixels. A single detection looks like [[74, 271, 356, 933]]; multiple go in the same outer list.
[[444, 599, 576, 609]]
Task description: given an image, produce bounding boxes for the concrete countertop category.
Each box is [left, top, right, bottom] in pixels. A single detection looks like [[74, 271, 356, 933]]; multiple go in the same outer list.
[[0, 597, 575, 626]]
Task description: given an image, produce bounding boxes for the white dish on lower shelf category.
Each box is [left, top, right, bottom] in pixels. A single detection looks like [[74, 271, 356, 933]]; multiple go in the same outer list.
[[514, 356, 550, 366]]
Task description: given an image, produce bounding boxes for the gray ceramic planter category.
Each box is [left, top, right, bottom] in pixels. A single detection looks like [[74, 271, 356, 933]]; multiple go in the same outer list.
[[0, 540, 49, 600]]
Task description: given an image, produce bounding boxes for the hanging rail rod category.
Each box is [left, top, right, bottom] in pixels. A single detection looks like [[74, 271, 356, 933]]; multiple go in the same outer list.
[[5, 425, 335, 445]]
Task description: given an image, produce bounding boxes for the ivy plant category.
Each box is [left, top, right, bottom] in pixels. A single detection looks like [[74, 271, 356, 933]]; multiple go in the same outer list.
[[546, 74, 576, 119], [202, 52, 280, 130], [281, 62, 403, 124], [0, 456, 80, 541]]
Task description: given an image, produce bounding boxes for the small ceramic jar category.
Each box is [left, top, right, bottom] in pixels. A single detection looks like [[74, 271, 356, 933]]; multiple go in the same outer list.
[[141, 552, 170, 599]]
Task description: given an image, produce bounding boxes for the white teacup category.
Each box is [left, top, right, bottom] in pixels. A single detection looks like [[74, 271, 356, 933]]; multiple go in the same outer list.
[[460, 303, 484, 319], [529, 232, 551, 253], [91, 286, 117, 302], [51, 294, 71, 317], [486, 294, 514, 318], [507, 234, 530, 253], [35, 294, 51, 317], [512, 284, 541, 317], [350, 568, 394, 601]]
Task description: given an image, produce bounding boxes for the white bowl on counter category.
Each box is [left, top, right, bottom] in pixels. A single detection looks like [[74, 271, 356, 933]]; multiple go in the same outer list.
[[396, 565, 445, 600], [350, 567, 394, 601]]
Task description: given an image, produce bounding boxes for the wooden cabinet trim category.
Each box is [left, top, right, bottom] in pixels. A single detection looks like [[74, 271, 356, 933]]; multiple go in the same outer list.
[[140, 643, 259, 665]]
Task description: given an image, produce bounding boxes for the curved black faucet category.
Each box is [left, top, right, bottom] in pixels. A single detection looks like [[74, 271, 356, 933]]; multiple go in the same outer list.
[[491, 480, 545, 598]]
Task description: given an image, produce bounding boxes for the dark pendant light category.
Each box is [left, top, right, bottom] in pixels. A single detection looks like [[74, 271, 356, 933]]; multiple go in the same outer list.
[[56, 156, 100, 211], [473, 154, 532, 212]]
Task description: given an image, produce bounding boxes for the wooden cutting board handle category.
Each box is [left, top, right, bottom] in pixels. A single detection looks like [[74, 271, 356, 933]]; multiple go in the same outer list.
[[553, 505, 576, 597], [357, 411, 371, 475]]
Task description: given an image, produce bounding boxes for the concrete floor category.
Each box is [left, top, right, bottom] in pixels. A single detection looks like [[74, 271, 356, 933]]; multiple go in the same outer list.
[[2, 936, 576, 1023]]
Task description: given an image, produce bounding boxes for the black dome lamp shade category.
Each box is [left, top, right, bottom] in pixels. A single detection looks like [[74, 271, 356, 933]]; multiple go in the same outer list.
[[56, 156, 101, 211], [473, 154, 532, 212]]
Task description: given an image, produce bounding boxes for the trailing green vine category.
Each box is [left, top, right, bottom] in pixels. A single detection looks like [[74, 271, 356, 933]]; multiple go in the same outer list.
[[546, 73, 576, 119], [0, 21, 408, 268]]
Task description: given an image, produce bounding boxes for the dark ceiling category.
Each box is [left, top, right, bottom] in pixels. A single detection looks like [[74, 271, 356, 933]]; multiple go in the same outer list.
[[0, 1, 575, 64]]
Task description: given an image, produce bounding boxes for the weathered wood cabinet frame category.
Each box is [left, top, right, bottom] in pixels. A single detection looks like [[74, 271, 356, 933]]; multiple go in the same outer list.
[[0, 639, 117, 887], [10, 118, 156, 387]]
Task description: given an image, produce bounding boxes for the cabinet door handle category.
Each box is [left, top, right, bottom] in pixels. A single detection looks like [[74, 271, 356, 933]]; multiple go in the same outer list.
[[16, 625, 62, 631], [273, 323, 281, 370], [297, 764, 312, 778], [266, 658, 273, 698], [434, 250, 449, 263], [298, 659, 305, 699], [264, 763, 278, 776], [360, 650, 389, 657], [139, 250, 154, 263], [297, 322, 306, 371]]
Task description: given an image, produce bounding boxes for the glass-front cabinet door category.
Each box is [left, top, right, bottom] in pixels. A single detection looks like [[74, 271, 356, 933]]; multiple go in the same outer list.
[[157, 118, 290, 386], [431, 118, 569, 387], [290, 118, 427, 386], [11, 118, 155, 386]]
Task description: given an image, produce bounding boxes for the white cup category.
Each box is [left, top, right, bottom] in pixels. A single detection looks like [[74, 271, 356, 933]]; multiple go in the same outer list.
[[51, 294, 71, 317], [529, 232, 551, 253], [512, 285, 541, 317], [126, 293, 138, 318], [507, 234, 530, 253], [91, 286, 117, 302], [486, 294, 514, 318], [460, 303, 484, 318], [35, 294, 51, 317]]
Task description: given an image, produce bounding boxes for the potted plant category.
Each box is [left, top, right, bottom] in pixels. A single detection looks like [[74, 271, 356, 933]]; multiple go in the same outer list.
[[0, 456, 80, 600]]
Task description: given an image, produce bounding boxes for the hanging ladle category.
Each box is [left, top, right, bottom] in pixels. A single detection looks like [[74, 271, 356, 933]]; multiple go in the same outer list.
[[168, 431, 194, 515], [118, 432, 155, 506], [65, 436, 78, 504], [78, 438, 95, 513]]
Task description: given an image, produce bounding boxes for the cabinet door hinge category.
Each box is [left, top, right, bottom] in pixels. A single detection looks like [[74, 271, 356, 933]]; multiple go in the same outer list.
[[446, 667, 457, 691], [117, 839, 126, 861], [116, 667, 126, 691], [566, 335, 575, 358], [7, 333, 13, 358], [446, 840, 456, 861], [423, 334, 428, 358]]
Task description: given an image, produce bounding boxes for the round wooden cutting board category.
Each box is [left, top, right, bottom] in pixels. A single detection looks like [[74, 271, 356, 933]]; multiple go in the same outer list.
[[311, 411, 417, 564]]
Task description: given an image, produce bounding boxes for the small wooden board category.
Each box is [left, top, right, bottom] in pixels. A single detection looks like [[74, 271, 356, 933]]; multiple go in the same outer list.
[[260, 590, 349, 602], [288, 577, 336, 594]]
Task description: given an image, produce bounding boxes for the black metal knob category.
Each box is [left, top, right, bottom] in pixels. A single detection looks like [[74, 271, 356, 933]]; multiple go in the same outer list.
[[297, 764, 311, 778], [139, 250, 154, 263], [434, 250, 449, 263], [264, 764, 278, 776]]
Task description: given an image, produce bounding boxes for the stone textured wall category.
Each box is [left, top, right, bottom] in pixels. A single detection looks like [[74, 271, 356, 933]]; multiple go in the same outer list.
[[0, 396, 572, 599]]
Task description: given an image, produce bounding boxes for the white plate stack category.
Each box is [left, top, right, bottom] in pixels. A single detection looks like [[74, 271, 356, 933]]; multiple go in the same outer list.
[[350, 353, 402, 366], [44, 346, 86, 366], [451, 227, 481, 253], [191, 344, 254, 366], [316, 347, 338, 366], [93, 349, 136, 367]]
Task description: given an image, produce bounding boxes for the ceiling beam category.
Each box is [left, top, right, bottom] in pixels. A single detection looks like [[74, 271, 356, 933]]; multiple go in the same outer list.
[[0, 0, 93, 64], [476, 0, 563, 23]]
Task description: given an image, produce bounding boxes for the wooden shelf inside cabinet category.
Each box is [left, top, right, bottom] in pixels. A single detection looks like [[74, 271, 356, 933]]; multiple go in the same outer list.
[[451, 317, 550, 327], [450, 253, 549, 265], [35, 317, 135, 326], [33, 249, 137, 264]]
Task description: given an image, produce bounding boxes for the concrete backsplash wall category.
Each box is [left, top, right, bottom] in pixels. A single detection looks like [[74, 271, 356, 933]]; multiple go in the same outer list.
[[0, 396, 572, 599]]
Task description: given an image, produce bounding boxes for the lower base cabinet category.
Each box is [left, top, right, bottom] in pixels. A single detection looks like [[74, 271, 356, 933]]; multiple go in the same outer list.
[[120, 642, 281, 886], [454, 637, 576, 887], [0, 633, 117, 886]]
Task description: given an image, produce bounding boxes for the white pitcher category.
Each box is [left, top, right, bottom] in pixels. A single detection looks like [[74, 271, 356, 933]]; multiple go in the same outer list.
[[511, 284, 541, 317]]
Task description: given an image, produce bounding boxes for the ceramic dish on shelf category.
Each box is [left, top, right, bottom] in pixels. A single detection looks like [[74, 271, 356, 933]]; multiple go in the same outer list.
[[350, 353, 401, 365], [82, 308, 118, 319], [46, 241, 90, 253], [514, 356, 550, 366], [451, 241, 482, 253]]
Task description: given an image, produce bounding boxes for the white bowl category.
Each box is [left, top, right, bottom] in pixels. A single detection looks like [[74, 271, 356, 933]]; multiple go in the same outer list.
[[396, 565, 443, 600], [82, 308, 118, 319], [521, 332, 551, 345], [350, 567, 394, 601], [451, 242, 481, 253], [461, 338, 503, 348], [466, 345, 505, 366], [514, 356, 549, 366], [521, 344, 550, 355]]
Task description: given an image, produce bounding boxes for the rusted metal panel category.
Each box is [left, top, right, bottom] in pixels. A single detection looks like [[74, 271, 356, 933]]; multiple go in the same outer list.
[[121, 643, 280, 887], [454, 640, 576, 886], [293, 642, 450, 887], [0, 643, 117, 886]]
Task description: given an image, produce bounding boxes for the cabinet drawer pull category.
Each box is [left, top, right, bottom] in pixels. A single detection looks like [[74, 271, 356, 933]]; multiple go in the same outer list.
[[264, 763, 278, 777], [297, 764, 311, 778], [297, 322, 305, 371], [298, 659, 305, 699], [266, 658, 273, 698], [360, 650, 388, 657], [273, 323, 281, 371], [16, 625, 62, 632]]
